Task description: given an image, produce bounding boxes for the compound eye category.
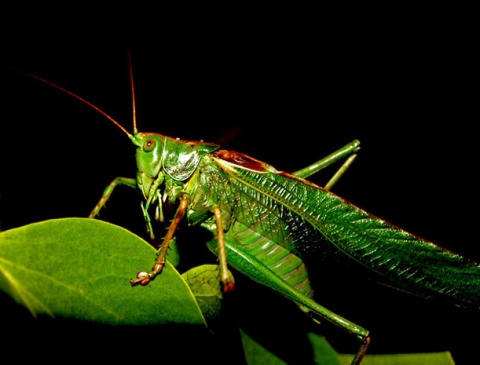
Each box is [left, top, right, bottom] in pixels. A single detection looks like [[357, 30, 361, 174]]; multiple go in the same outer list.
[[144, 139, 156, 151]]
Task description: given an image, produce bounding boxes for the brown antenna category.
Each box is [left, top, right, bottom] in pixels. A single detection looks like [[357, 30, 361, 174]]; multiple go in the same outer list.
[[21, 69, 134, 139]]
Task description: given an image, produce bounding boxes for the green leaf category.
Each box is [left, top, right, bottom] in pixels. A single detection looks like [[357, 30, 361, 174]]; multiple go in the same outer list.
[[240, 330, 344, 365], [241, 330, 456, 365], [0, 217, 206, 326], [338, 351, 455, 365], [182, 264, 224, 320]]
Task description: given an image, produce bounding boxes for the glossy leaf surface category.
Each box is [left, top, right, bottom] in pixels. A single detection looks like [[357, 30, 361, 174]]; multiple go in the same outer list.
[[0, 218, 206, 326]]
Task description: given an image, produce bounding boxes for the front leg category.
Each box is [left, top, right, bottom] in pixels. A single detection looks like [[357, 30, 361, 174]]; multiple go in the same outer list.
[[131, 193, 190, 286], [89, 177, 137, 218]]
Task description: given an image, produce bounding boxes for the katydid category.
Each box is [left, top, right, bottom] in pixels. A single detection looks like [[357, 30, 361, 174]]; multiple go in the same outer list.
[[23, 66, 480, 365]]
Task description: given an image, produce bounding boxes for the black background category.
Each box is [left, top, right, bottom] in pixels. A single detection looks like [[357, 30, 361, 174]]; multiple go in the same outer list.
[[1, 8, 479, 365]]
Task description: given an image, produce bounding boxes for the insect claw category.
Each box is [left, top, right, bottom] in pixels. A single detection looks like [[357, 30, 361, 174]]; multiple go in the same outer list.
[[130, 272, 151, 286], [130, 261, 165, 286]]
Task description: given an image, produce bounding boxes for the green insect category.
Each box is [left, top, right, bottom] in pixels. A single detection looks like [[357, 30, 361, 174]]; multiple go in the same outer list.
[[24, 62, 480, 365]]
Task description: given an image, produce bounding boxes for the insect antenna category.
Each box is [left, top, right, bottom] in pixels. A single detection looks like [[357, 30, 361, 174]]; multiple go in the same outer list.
[[20, 71, 134, 140], [127, 51, 138, 135]]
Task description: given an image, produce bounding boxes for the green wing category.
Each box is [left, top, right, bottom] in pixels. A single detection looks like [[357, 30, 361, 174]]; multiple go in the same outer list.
[[197, 151, 480, 309]]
